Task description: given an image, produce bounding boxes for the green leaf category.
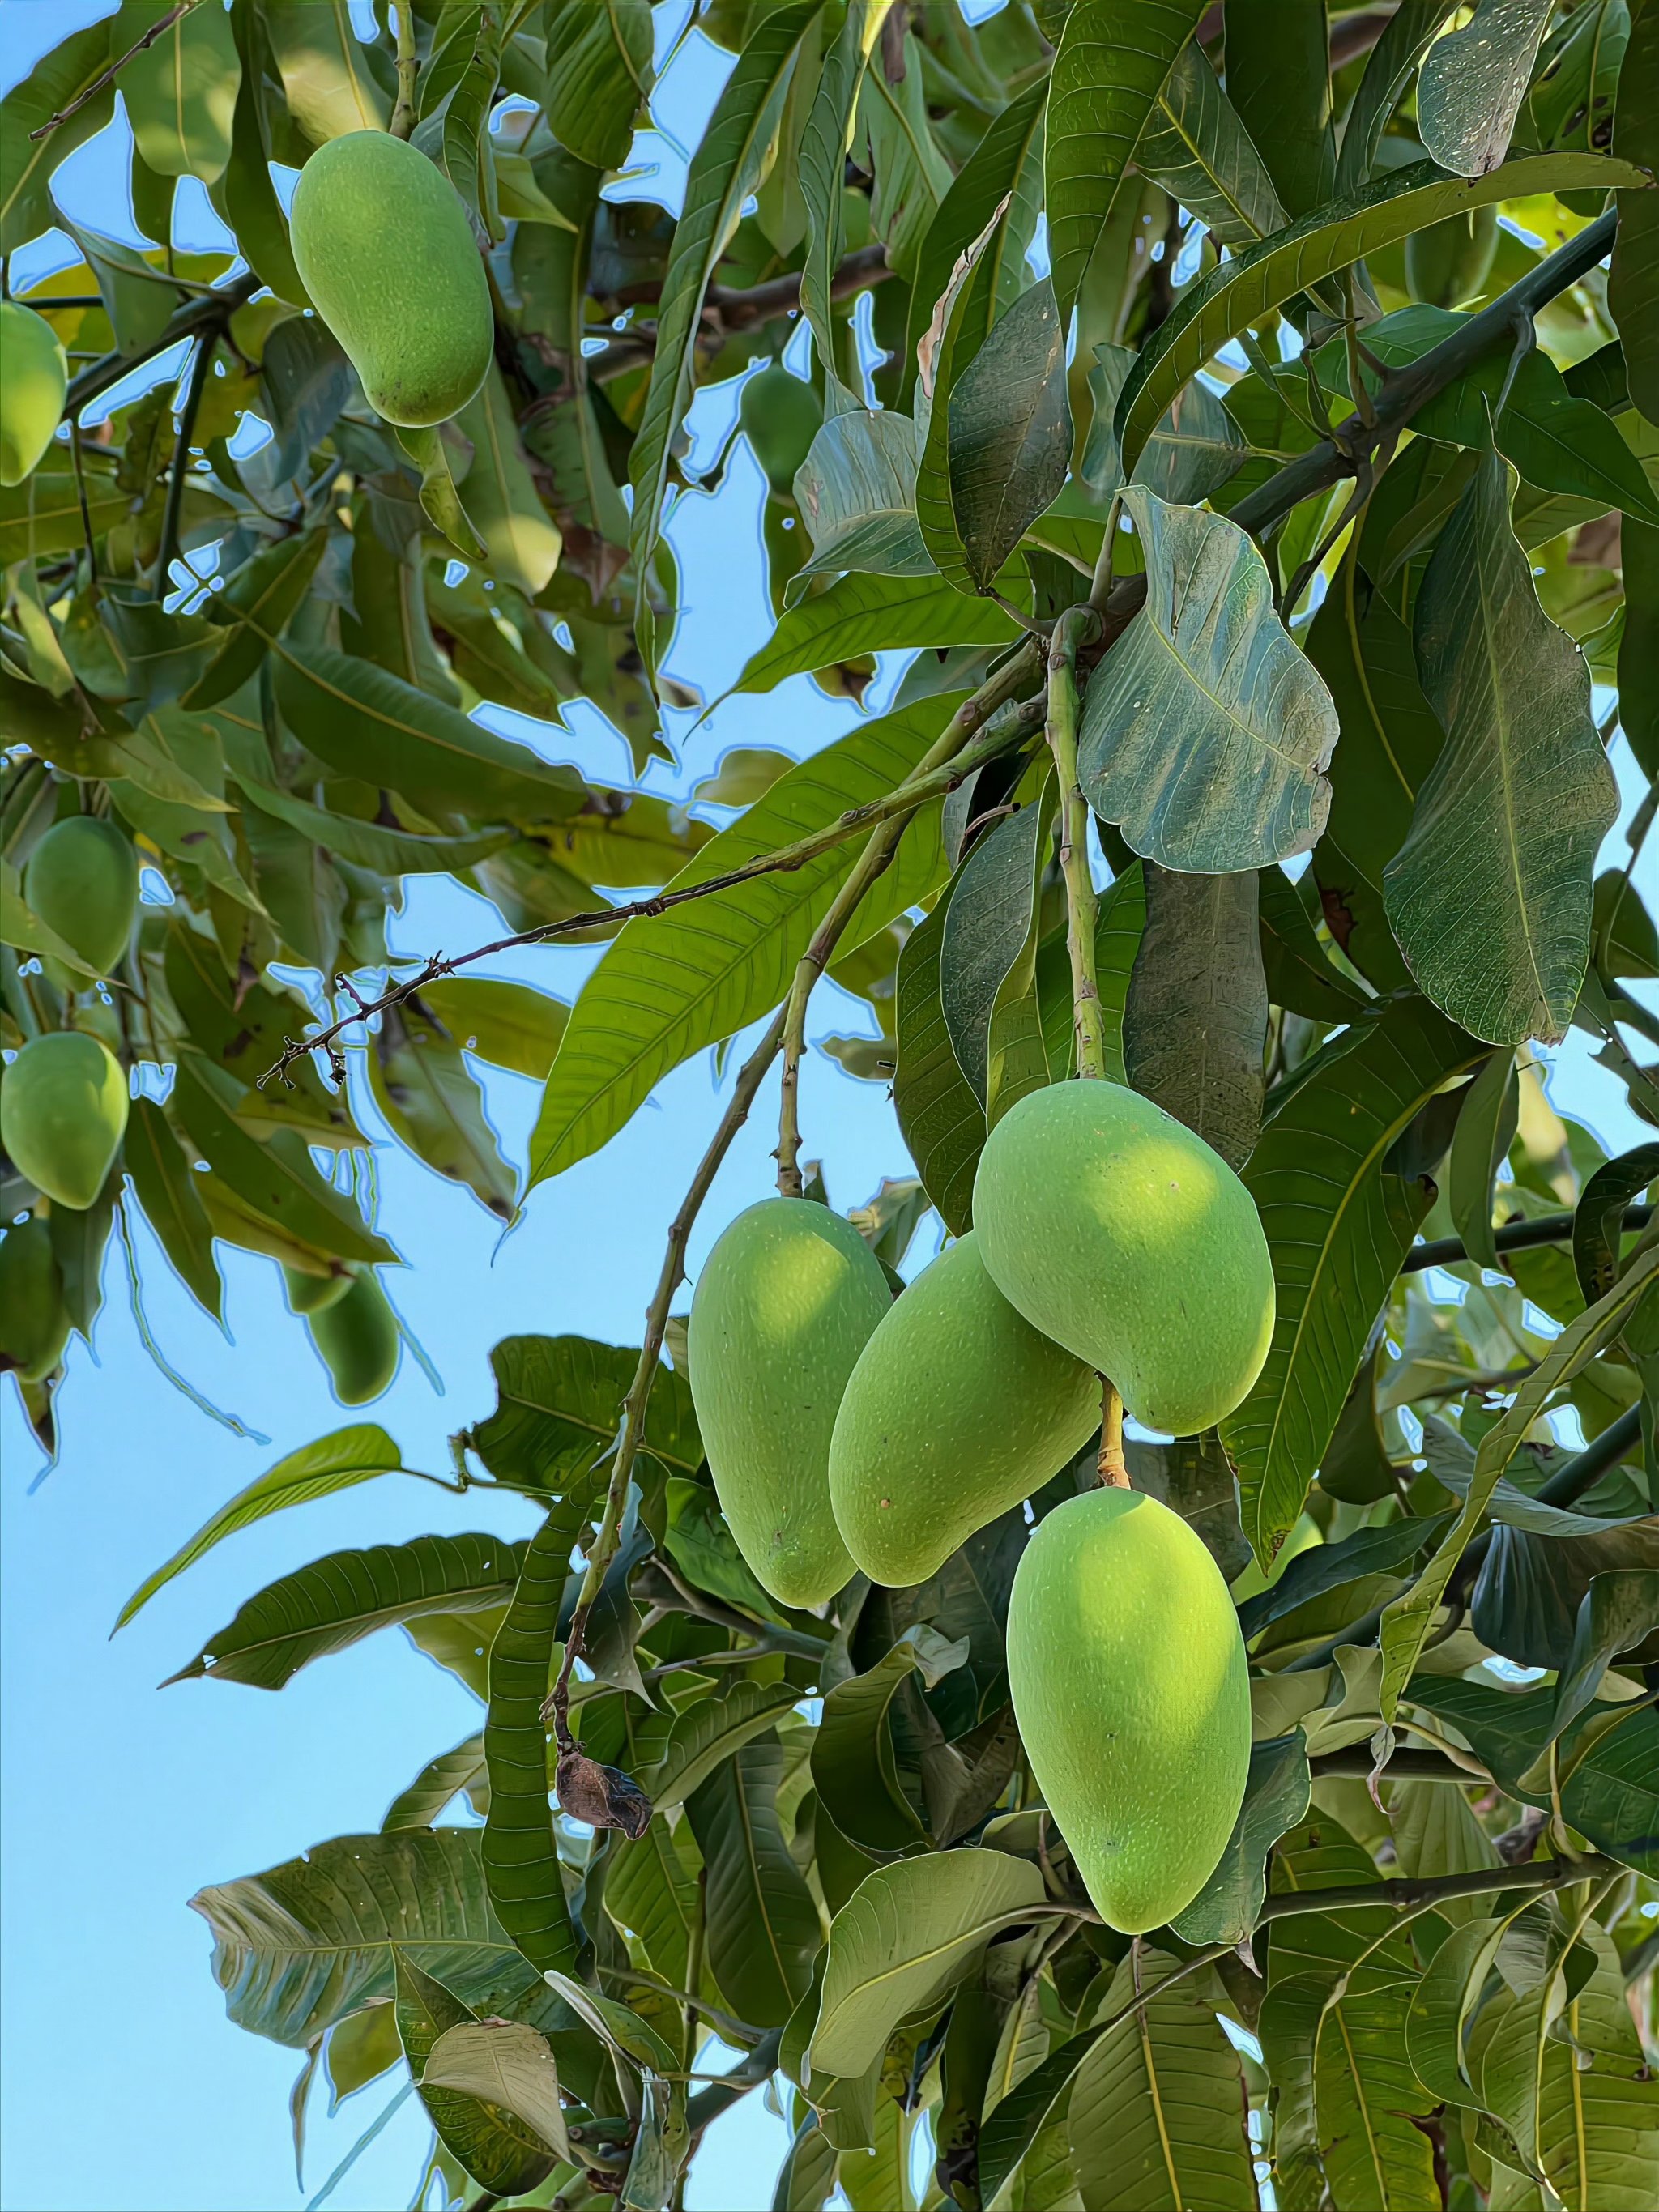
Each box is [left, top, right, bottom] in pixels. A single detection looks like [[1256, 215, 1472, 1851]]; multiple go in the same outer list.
[[644, 1678, 802, 1813], [605, 1820, 697, 1988], [0, 462, 129, 566], [116, 1423, 405, 1630], [1257, 864, 1367, 1022], [184, 533, 327, 710], [893, 884, 985, 1236], [527, 694, 962, 1186], [466, 1333, 699, 1490], [482, 1494, 591, 1981], [687, 1733, 821, 2030], [1, 856, 102, 978], [945, 278, 1070, 595], [1312, 1973, 1440, 2210], [122, 1094, 224, 1319], [394, 1954, 559, 2198], [1124, 863, 1268, 1172], [1335, 1, 1461, 194], [1417, 0, 1554, 177], [216, 1, 309, 306], [392, 423, 488, 564], [1610, 0, 1659, 428], [544, 0, 652, 171], [1132, 378, 1247, 509], [940, 791, 1052, 1108], [1068, 1946, 1255, 2212], [167, 1532, 528, 1693], [794, 410, 933, 582], [812, 1629, 966, 1855], [422, 2020, 570, 2163], [1384, 448, 1618, 1046], [1114, 151, 1644, 480], [629, 0, 820, 577], [1573, 1142, 1659, 1305], [1237, 1515, 1456, 1644], [191, 1826, 540, 2047], [1221, 999, 1488, 1567], [233, 777, 514, 877], [264, 0, 390, 142], [1079, 486, 1337, 870], [454, 367, 562, 597], [1134, 40, 1285, 249], [417, 978, 569, 1080], [541, 1970, 681, 2075], [1548, 1567, 1659, 1740], [383, 1733, 488, 1831], [731, 571, 1024, 694], [796, 2, 885, 416], [114, 0, 240, 182], [1448, 1049, 1519, 1273], [808, 1849, 1046, 2082], [368, 1000, 517, 1220], [1043, 0, 1209, 315], [0, 22, 113, 254], [1169, 1732, 1311, 1946], [859, 26, 953, 279], [271, 643, 585, 824]]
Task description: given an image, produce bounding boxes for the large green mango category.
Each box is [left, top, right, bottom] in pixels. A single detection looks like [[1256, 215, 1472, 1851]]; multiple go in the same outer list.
[[23, 816, 139, 975], [1, 1032, 128, 1210], [688, 1197, 889, 1606], [0, 1221, 72, 1382], [288, 132, 493, 427], [829, 1231, 1098, 1587], [1009, 1486, 1251, 1932], [973, 1081, 1273, 1437], [0, 302, 67, 486], [307, 1268, 400, 1404]]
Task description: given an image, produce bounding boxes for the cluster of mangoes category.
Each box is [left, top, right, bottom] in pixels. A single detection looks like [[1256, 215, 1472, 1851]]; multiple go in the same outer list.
[[689, 1080, 1276, 1933]]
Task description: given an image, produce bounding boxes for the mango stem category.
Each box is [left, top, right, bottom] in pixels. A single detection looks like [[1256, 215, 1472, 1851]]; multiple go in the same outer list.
[[1047, 607, 1107, 1083], [390, 2, 419, 139], [1097, 1377, 1128, 1488]]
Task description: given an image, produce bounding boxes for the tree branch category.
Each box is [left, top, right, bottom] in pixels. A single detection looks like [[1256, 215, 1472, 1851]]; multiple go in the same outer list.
[[390, 2, 420, 139], [63, 272, 260, 418], [1256, 1854, 1619, 1921], [1404, 1203, 1652, 1275], [154, 330, 217, 599], [608, 242, 892, 325], [28, 0, 199, 139]]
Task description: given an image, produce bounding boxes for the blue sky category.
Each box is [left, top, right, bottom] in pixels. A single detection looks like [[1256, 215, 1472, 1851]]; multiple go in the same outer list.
[[2, 6, 1654, 2209]]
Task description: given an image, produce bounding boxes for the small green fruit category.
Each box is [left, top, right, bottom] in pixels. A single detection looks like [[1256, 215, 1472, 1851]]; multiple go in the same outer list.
[[0, 1220, 72, 1383], [283, 1263, 355, 1316], [23, 816, 139, 975], [740, 364, 824, 497], [306, 1268, 401, 1404], [1009, 1486, 1251, 1932], [288, 131, 493, 427], [973, 1081, 1274, 1437], [1, 1032, 129, 1211], [829, 1231, 1098, 1587], [689, 1197, 889, 1607], [1405, 203, 1499, 308], [0, 301, 68, 486]]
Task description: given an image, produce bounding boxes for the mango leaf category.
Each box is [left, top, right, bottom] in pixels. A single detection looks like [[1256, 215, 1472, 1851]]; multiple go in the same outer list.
[[1257, 865, 1368, 1022], [264, 0, 389, 142], [859, 28, 953, 279], [1545, 1567, 1659, 1741], [1, 22, 113, 254], [1238, 1515, 1456, 1644], [686, 1733, 821, 2030], [794, 411, 933, 582], [943, 278, 1070, 595], [812, 1629, 966, 1855], [1114, 151, 1644, 479], [185, 533, 326, 709], [454, 367, 562, 598], [394, 1954, 558, 2198], [808, 1850, 1046, 2081], [422, 2020, 570, 2163], [940, 791, 1052, 1107], [1124, 863, 1268, 1172], [166, 1532, 528, 1693], [644, 1678, 801, 1813], [417, 978, 569, 1080], [527, 695, 963, 1187], [1221, 999, 1488, 1568], [115, 0, 240, 182], [1043, 0, 1209, 314], [731, 571, 1025, 693], [604, 1820, 698, 1988], [1417, 0, 1554, 177], [232, 778, 514, 877], [466, 1334, 698, 1490], [122, 1095, 225, 1319], [369, 1001, 517, 1220], [544, 0, 652, 171], [116, 1424, 406, 1630], [482, 1494, 591, 1980], [1610, 0, 1659, 428], [796, 1, 885, 416], [1169, 1732, 1311, 1946], [1132, 379, 1246, 509], [1447, 1048, 1519, 1273], [540, 1971, 680, 2076], [1572, 1141, 1659, 1305], [1384, 449, 1618, 1046], [271, 644, 586, 823], [1134, 40, 1285, 249], [383, 1734, 488, 1832], [1068, 1947, 1255, 2212], [1078, 487, 1337, 870], [1335, 1, 1461, 193], [893, 887, 985, 1237], [1311, 1971, 1440, 2210], [629, 0, 820, 578], [217, 1, 309, 306]]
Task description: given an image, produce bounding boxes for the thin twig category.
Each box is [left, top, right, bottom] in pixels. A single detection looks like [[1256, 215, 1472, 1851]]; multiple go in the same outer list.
[[1097, 1379, 1128, 1488], [155, 331, 217, 599], [28, 0, 199, 139], [1256, 1854, 1619, 1921], [1403, 1203, 1651, 1274]]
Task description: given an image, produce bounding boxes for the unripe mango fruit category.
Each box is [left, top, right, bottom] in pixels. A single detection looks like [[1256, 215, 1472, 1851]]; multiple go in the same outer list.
[[0, 1221, 72, 1382], [0, 301, 67, 486], [23, 816, 139, 975], [306, 1268, 400, 1403], [974, 1081, 1273, 1437], [688, 1198, 889, 1606], [283, 1263, 354, 1316], [1009, 1486, 1250, 1932], [1405, 203, 1498, 308], [829, 1231, 1098, 1587], [1, 1032, 129, 1210], [740, 364, 824, 497], [288, 132, 493, 427]]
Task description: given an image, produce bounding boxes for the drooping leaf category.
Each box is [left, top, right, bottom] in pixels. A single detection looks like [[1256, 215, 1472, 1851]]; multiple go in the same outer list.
[[1222, 0, 1333, 218], [940, 790, 1053, 1108], [1610, 0, 1659, 428], [794, 411, 932, 582], [369, 1001, 517, 1220], [454, 366, 562, 598], [1572, 1142, 1659, 1306], [122, 1093, 224, 1320], [686, 1733, 821, 2030], [1417, 0, 1555, 177], [644, 1679, 803, 1813], [114, 0, 240, 182], [893, 884, 986, 1236], [1124, 863, 1268, 1172], [1335, 2, 1461, 193], [263, 0, 389, 141], [1134, 40, 1285, 249], [732, 569, 1025, 694], [394, 1954, 560, 2199], [416, 979, 570, 1081], [543, 0, 652, 171], [0, 22, 114, 254], [797, 2, 888, 416], [1447, 1048, 1519, 1273], [1132, 378, 1247, 509], [383, 1734, 488, 1831], [465, 1333, 699, 1491], [1169, 1732, 1311, 1946], [421, 2020, 570, 2163], [812, 1629, 966, 1856], [944, 278, 1071, 595]]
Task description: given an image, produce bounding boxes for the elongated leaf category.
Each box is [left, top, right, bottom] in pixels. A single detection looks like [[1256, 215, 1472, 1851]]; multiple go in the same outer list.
[[1448, 1048, 1519, 1273], [122, 1093, 224, 1319], [466, 1334, 698, 1490], [192, 1828, 539, 2047], [1135, 40, 1284, 249], [894, 887, 984, 1236], [798, 1, 887, 416], [1550, 1569, 1659, 1738], [1114, 152, 1644, 479], [265, 0, 389, 142], [1169, 1731, 1311, 1946], [528, 694, 963, 1187], [168, 1532, 527, 1692], [605, 1820, 697, 1988], [733, 571, 1023, 693], [384, 1734, 488, 1831], [416, 979, 569, 1081], [1509, 1924, 1659, 2209], [1221, 999, 1488, 1567], [234, 778, 514, 877], [117, 1425, 405, 1630], [1384, 448, 1618, 1046], [482, 1495, 591, 1980], [1124, 863, 1267, 1171], [644, 1679, 801, 1813], [687, 1733, 821, 2030], [795, 411, 932, 582], [945, 278, 1070, 595], [369, 1002, 517, 1220], [454, 367, 561, 598], [1610, 0, 1659, 427], [544, 0, 652, 171], [1068, 1948, 1255, 2211], [1257, 866, 1367, 1022], [812, 1632, 962, 1855], [1239, 1515, 1455, 1644], [808, 1850, 1045, 2081], [394, 1954, 557, 2197], [1336, 1, 1461, 193], [185, 535, 326, 710], [941, 793, 1051, 1107], [0, 22, 113, 254], [115, 0, 239, 182], [1313, 1975, 1439, 2210], [540, 1970, 680, 2075], [1132, 379, 1246, 509], [629, 1, 819, 574], [1079, 487, 1337, 870], [860, 28, 953, 279], [1044, 0, 1209, 314], [1418, 0, 1554, 177], [1573, 1142, 1659, 1305]]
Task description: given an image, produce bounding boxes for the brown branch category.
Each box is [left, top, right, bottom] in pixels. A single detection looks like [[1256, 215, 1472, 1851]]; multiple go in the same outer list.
[[28, 0, 199, 139], [599, 245, 895, 360], [1256, 1855, 1618, 1922]]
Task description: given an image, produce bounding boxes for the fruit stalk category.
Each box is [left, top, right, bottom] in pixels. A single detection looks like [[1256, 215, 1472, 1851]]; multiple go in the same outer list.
[[390, 2, 420, 139], [1097, 1377, 1128, 1489], [1045, 606, 1107, 1084]]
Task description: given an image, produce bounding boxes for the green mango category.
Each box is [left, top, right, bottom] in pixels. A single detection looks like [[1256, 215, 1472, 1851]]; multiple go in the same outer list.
[[1009, 1485, 1251, 1932], [288, 131, 493, 428], [1404, 203, 1499, 308], [23, 816, 139, 975], [1, 1032, 129, 1211], [306, 1268, 401, 1404], [688, 1197, 889, 1606], [740, 364, 824, 497], [283, 1263, 355, 1315], [0, 301, 67, 486], [829, 1231, 1098, 1587], [973, 1081, 1274, 1438], [0, 1220, 72, 1382]]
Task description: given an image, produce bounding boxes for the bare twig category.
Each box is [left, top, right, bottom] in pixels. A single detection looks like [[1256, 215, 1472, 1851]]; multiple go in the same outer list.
[[28, 0, 199, 139], [1097, 1379, 1128, 1488], [155, 330, 217, 599]]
